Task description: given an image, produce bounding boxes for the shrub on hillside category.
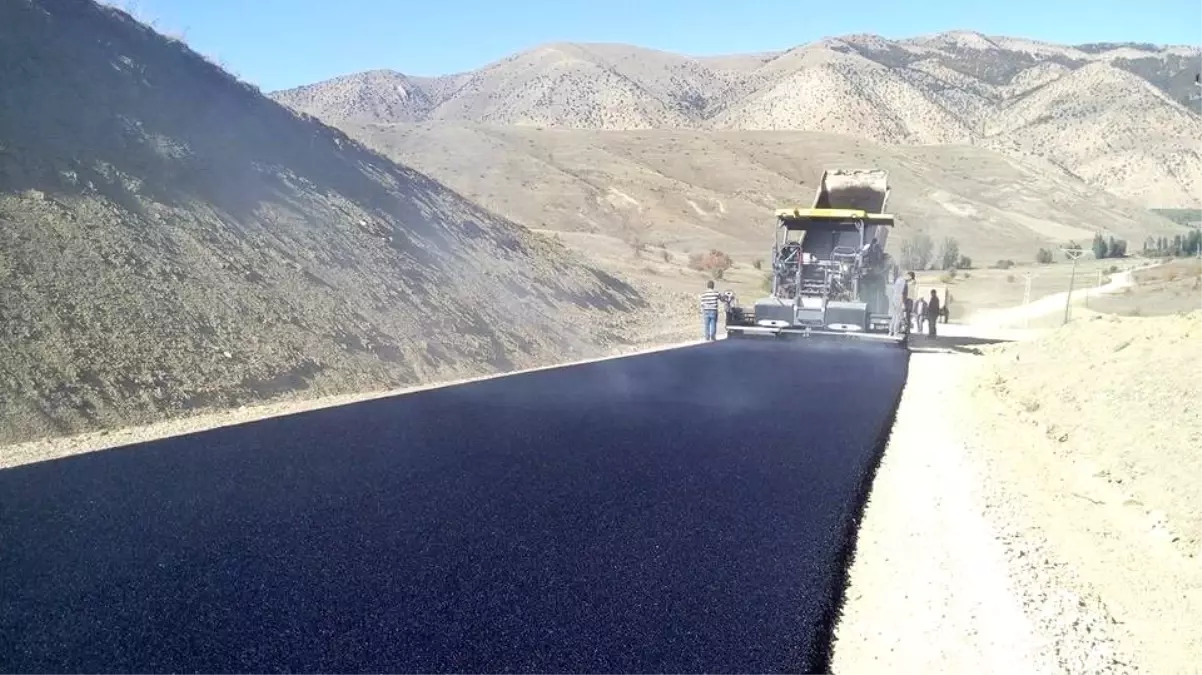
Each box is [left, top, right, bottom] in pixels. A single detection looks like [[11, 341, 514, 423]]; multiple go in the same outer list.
[[688, 249, 733, 277]]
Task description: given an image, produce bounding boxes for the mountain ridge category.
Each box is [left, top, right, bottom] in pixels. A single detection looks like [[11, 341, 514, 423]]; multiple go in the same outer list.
[[271, 32, 1202, 208]]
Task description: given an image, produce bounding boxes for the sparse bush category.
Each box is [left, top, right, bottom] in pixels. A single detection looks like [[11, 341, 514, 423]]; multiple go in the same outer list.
[[661, 249, 672, 263], [1108, 264, 1118, 274], [688, 249, 734, 276], [938, 270, 956, 284], [994, 259, 1016, 269], [1006, 273, 1016, 283], [753, 258, 763, 270]]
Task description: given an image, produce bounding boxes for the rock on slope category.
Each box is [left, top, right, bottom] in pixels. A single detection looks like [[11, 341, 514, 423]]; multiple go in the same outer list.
[[0, 0, 653, 446]]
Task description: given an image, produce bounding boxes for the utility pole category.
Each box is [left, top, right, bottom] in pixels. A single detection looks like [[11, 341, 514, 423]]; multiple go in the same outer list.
[[1022, 272, 1034, 328], [1061, 247, 1086, 325]]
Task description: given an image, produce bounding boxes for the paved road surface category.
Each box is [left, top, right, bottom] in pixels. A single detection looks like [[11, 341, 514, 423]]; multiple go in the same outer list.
[[0, 338, 908, 674]]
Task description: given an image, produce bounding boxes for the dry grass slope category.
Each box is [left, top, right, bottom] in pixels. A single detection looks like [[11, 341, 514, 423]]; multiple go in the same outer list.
[[349, 123, 1185, 271], [0, 0, 667, 446], [270, 32, 1202, 208]]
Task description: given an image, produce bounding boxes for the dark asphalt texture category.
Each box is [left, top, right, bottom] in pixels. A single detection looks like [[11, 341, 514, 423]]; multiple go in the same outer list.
[[0, 338, 909, 674]]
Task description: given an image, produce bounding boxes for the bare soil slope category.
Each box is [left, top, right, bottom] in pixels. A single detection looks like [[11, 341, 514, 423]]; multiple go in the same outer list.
[[348, 123, 1183, 269], [0, 0, 665, 446], [271, 33, 1202, 207], [969, 311, 1202, 674], [1090, 258, 1202, 316]]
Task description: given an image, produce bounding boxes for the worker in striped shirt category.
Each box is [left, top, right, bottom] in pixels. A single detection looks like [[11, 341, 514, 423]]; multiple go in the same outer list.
[[699, 280, 721, 341]]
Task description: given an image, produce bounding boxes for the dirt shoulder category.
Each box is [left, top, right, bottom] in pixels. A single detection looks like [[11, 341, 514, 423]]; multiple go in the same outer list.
[[969, 311, 1202, 675], [834, 311, 1201, 675]]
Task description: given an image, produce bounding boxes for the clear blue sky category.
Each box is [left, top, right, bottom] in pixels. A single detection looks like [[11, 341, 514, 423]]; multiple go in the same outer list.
[[119, 0, 1202, 91]]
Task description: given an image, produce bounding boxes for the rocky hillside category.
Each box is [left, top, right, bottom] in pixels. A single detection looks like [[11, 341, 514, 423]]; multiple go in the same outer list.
[[271, 33, 1202, 208], [0, 0, 662, 445]]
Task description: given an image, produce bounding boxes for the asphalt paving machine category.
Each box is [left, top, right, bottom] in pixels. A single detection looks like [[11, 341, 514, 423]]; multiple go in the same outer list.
[[723, 168, 904, 344]]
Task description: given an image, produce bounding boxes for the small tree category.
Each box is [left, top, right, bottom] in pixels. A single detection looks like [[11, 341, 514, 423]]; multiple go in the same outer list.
[[899, 232, 935, 271], [957, 255, 973, 269], [1185, 230, 1202, 256], [938, 237, 961, 270], [1092, 233, 1108, 260], [1036, 248, 1054, 264]]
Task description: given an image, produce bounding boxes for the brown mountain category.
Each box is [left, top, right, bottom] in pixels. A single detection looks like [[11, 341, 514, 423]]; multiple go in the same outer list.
[[271, 33, 1202, 208]]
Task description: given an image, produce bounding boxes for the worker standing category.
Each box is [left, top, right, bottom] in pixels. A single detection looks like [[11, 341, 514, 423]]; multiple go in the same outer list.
[[925, 289, 941, 337], [887, 269, 908, 336], [902, 271, 915, 334], [914, 295, 927, 333], [699, 280, 721, 341]]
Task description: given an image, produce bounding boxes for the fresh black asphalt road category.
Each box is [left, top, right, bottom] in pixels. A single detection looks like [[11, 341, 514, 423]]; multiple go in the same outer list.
[[0, 338, 909, 674]]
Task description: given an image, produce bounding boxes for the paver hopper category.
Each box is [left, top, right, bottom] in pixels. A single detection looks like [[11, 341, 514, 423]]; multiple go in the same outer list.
[[723, 169, 904, 344]]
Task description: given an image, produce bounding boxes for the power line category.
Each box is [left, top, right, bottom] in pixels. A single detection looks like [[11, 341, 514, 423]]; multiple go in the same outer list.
[[1060, 248, 1086, 325]]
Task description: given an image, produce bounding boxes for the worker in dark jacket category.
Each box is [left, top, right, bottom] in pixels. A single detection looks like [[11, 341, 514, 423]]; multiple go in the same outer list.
[[925, 289, 941, 337]]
